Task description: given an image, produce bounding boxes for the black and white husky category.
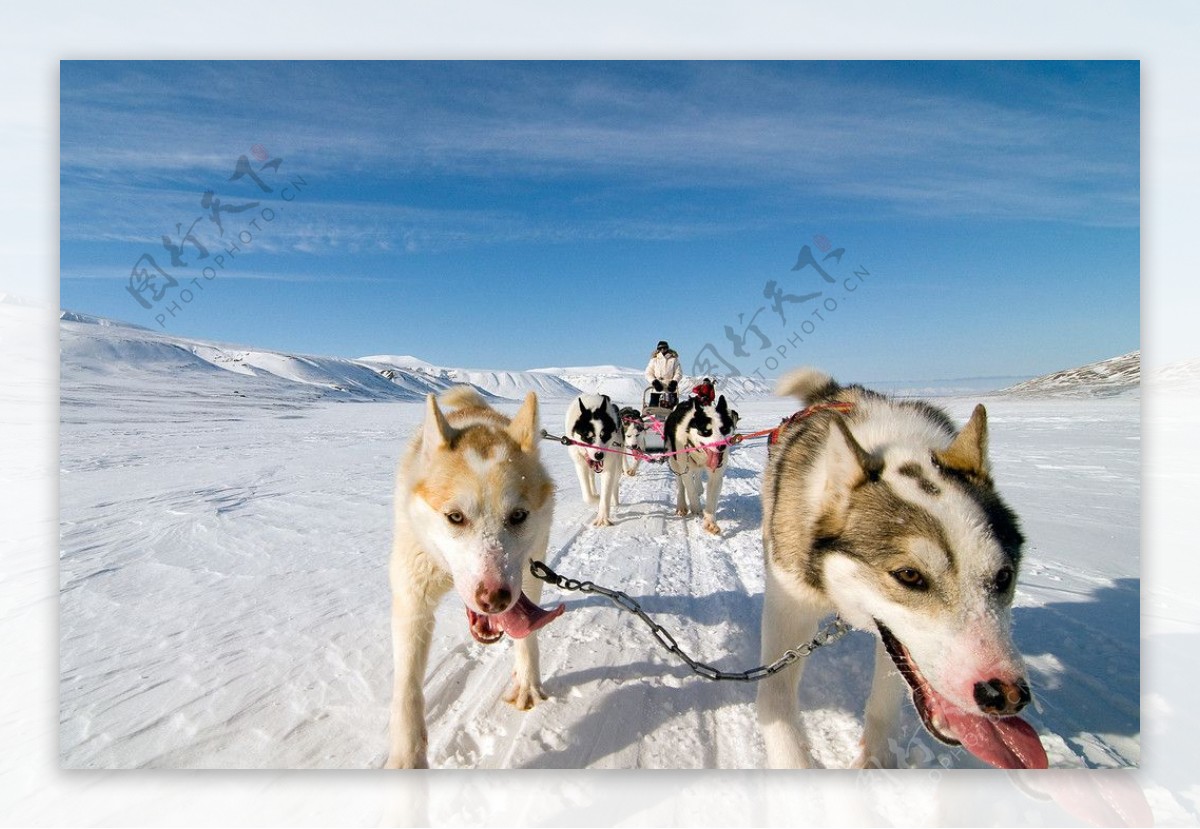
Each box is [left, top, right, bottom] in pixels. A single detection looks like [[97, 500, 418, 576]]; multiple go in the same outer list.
[[756, 368, 1048, 769], [565, 394, 624, 527], [663, 394, 738, 535]]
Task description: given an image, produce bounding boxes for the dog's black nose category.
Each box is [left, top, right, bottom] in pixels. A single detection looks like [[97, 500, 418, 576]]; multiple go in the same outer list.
[[595, 452, 604, 460], [973, 678, 1031, 715], [475, 585, 512, 614]]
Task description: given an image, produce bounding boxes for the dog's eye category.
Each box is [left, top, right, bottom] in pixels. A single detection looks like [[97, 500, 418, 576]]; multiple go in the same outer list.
[[993, 566, 1014, 593], [891, 568, 928, 590], [445, 511, 465, 525], [700, 427, 712, 437], [507, 508, 528, 526]]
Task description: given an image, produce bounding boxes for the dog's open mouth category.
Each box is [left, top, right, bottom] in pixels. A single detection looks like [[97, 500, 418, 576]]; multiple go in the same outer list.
[[703, 445, 725, 471], [465, 592, 565, 645], [587, 454, 605, 474], [876, 622, 1048, 769]]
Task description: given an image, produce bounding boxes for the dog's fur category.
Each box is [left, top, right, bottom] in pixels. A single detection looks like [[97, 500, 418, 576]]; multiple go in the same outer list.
[[664, 394, 739, 535], [756, 368, 1047, 769], [618, 406, 646, 477], [566, 394, 625, 527], [386, 387, 563, 769]]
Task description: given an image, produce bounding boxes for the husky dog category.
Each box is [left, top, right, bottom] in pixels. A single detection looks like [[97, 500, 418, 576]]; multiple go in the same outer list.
[[664, 394, 739, 535], [756, 369, 1048, 770], [618, 406, 646, 477], [386, 387, 564, 769], [566, 394, 625, 527]]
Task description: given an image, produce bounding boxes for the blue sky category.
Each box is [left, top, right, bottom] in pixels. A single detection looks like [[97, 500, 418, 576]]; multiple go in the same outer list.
[[60, 61, 1139, 381]]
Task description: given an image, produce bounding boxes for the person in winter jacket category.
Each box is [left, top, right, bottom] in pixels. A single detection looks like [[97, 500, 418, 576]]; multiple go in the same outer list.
[[692, 377, 715, 406], [645, 340, 683, 407]]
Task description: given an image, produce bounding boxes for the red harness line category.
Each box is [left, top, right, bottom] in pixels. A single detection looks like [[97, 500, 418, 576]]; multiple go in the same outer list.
[[758, 401, 855, 446], [547, 401, 854, 462], [554, 433, 732, 463]]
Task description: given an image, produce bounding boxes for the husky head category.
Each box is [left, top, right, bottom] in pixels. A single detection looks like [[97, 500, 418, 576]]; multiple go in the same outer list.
[[567, 394, 621, 473], [410, 392, 561, 644], [619, 407, 646, 449], [670, 394, 739, 471], [800, 405, 1044, 768]]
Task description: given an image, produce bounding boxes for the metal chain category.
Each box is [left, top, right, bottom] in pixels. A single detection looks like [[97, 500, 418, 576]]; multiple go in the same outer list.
[[529, 559, 851, 682]]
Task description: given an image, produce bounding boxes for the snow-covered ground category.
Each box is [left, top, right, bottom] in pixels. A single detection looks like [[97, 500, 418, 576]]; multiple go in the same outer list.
[[58, 316, 1141, 772]]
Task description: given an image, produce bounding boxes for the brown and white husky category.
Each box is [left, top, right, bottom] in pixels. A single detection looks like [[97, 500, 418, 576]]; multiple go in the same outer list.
[[385, 387, 563, 769], [756, 369, 1048, 769]]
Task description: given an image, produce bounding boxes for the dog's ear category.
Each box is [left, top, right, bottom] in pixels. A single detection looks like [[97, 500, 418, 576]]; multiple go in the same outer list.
[[816, 417, 882, 535], [423, 394, 455, 459], [827, 417, 882, 489], [715, 394, 728, 412], [507, 392, 539, 453], [934, 404, 990, 482]]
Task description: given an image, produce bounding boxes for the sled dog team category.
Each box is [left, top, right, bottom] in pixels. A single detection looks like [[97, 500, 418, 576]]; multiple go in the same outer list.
[[386, 369, 1049, 770], [564, 391, 739, 534]]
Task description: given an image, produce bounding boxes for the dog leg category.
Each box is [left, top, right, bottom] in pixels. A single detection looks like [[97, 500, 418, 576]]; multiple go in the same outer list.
[[573, 452, 599, 505], [504, 569, 550, 710], [757, 567, 823, 768], [674, 472, 689, 516], [855, 638, 908, 769], [702, 468, 725, 535], [385, 575, 444, 769], [684, 471, 704, 517], [593, 466, 618, 527]]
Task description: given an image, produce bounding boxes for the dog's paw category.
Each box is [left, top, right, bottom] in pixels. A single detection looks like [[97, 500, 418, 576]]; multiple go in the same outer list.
[[503, 677, 548, 711], [624, 469, 637, 477], [853, 737, 899, 769], [384, 750, 429, 769], [703, 518, 721, 535], [592, 515, 613, 528], [853, 749, 898, 770], [676, 507, 689, 517]]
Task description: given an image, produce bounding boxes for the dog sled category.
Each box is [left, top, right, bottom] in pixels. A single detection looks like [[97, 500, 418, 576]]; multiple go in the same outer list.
[[634, 385, 677, 454]]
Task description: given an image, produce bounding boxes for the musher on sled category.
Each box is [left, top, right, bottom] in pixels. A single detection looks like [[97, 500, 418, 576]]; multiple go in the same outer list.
[[645, 340, 682, 409]]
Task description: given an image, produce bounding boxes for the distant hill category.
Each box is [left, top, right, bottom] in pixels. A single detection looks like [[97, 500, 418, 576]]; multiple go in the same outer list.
[[59, 309, 152, 330], [60, 310, 769, 406], [1000, 351, 1140, 398]]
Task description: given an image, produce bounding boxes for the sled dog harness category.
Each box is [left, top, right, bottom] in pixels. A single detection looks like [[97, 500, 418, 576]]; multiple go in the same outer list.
[[764, 401, 856, 446]]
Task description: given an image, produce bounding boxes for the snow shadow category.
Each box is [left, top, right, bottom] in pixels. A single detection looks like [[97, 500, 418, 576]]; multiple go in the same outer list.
[[1012, 576, 1141, 758], [524, 658, 761, 768], [532, 580, 1140, 768], [602, 492, 761, 537]]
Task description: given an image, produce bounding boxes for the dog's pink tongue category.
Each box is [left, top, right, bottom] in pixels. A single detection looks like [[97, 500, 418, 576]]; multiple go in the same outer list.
[[704, 447, 722, 471], [495, 592, 565, 639], [942, 705, 1048, 769]]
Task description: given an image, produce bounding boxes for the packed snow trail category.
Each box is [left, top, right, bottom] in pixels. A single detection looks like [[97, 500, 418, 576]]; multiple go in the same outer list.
[[59, 382, 1139, 769]]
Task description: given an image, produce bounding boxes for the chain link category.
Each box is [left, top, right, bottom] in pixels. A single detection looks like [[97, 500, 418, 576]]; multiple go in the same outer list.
[[529, 559, 851, 683]]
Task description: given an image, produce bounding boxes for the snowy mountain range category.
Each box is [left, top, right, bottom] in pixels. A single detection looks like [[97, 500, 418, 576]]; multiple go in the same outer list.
[[58, 308, 1150, 405], [59, 311, 769, 405], [999, 351, 1140, 398]]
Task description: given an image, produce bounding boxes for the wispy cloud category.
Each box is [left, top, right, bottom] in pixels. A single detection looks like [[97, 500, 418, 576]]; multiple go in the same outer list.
[[59, 265, 389, 284], [60, 177, 760, 254], [60, 60, 1140, 245]]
